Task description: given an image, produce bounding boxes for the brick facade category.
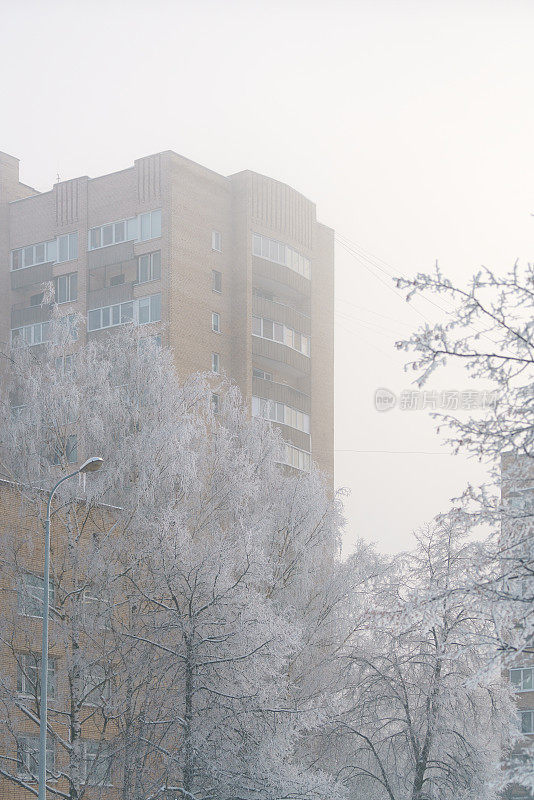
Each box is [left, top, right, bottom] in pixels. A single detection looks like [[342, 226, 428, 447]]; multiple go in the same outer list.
[[0, 150, 334, 478]]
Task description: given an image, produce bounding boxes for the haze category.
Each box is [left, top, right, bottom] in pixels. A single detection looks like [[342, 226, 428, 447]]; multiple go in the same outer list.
[[2, 0, 532, 553]]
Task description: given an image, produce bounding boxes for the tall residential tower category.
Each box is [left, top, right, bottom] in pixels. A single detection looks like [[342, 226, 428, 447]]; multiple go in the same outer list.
[[0, 150, 334, 477]]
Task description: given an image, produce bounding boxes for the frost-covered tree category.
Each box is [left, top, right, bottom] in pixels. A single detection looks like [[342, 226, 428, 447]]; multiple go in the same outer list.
[[0, 313, 344, 800], [395, 261, 533, 460], [394, 263, 533, 646], [395, 261, 534, 793], [324, 513, 515, 800]]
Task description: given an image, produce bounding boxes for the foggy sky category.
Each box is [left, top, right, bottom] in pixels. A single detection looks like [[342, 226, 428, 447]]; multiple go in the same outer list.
[[2, 0, 533, 553]]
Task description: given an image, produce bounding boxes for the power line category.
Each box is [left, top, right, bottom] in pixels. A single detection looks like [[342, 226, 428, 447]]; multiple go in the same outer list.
[[335, 231, 499, 345], [335, 237, 431, 323], [335, 297, 415, 329], [335, 449, 451, 455]]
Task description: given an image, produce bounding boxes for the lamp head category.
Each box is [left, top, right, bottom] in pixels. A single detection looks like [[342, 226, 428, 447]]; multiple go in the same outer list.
[[79, 457, 104, 474]]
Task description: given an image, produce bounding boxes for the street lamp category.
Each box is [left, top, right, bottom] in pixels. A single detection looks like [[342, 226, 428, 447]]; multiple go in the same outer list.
[[38, 456, 104, 800]]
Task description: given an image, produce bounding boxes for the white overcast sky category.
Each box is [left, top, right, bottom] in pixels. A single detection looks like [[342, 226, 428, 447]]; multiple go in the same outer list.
[[2, 0, 533, 553]]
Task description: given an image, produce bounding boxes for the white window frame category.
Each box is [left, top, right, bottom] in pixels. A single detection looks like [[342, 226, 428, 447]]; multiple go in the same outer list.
[[252, 396, 310, 434], [12, 315, 78, 348], [11, 321, 51, 347], [17, 653, 56, 699], [212, 353, 220, 374], [253, 368, 273, 381], [211, 230, 222, 252], [54, 272, 78, 304], [87, 294, 161, 332], [88, 210, 161, 251], [18, 574, 55, 619], [30, 292, 44, 307], [212, 269, 222, 293], [211, 393, 220, 414], [11, 232, 78, 271], [55, 354, 75, 375], [137, 251, 161, 284], [251, 316, 310, 357], [67, 433, 78, 463], [283, 444, 311, 472], [51, 433, 77, 465], [83, 664, 112, 707], [17, 734, 55, 779], [252, 232, 311, 279], [511, 667, 534, 692], [211, 312, 221, 333], [520, 710, 534, 734], [83, 740, 113, 786], [83, 592, 112, 630], [138, 334, 162, 352]]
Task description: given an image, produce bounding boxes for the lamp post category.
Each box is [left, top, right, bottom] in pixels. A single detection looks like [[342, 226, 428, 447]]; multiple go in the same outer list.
[[38, 456, 104, 800]]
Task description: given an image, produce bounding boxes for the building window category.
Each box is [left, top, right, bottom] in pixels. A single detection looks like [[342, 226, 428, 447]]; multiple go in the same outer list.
[[211, 393, 220, 414], [12, 321, 50, 347], [252, 233, 311, 279], [18, 574, 54, 618], [253, 368, 273, 381], [83, 593, 112, 630], [521, 710, 534, 734], [83, 740, 112, 786], [251, 316, 310, 357], [252, 396, 310, 434], [138, 334, 162, 352], [212, 353, 220, 374], [67, 434, 78, 463], [12, 315, 77, 348], [212, 230, 222, 251], [83, 664, 111, 707], [30, 293, 44, 307], [212, 269, 222, 293], [17, 653, 56, 699], [212, 312, 220, 333], [138, 251, 161, 283], [511, 668, 534, 692], [88, 294, 161, 332], [55, 273, 78, 304], [52, 434, 78, 465], [11, 233, 78, 271], [88, 210, 161, 251], [17, 735, 55, 779], [110, 274, 125, 286], [55, 354, 75, 375], [283, 444, 311, 472]]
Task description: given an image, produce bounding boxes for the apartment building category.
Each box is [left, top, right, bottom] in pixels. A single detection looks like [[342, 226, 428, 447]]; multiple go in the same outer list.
[[0, 150, 334, 478], [0, 480, 121, 800]]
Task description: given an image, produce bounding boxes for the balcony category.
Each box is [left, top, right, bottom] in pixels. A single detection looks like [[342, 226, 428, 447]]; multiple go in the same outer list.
[[252, 255, 311, 304], [11, 303, 52, 329], [87, 240, 135, 269], [252, 294, 311, 336], [275, 425, 311, 453], [252, 376, 311, 414], [10, 261, 54, 291], [252, 336, 310, 379], [87, 281, 136, 310]]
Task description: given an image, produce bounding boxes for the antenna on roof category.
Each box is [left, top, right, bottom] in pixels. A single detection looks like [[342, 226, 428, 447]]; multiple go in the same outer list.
[[56, 172, 61, 183]]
